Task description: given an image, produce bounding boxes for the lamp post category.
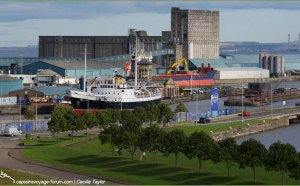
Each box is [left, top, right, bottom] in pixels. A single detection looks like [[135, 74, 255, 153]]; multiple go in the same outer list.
[[19, 97, 22, 131], [271, 82, 273, 119], [35, 93, 37, 132], [241, 84, 244, 124]]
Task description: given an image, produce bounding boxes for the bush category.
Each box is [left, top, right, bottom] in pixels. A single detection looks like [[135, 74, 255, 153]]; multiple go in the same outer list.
[[24, 109, 35, 120]]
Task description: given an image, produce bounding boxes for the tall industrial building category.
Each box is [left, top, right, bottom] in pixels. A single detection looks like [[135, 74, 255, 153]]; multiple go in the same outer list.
[[39, 30, 172, 59], [39, 7, 220, 63], [171, 7, 219, 60]]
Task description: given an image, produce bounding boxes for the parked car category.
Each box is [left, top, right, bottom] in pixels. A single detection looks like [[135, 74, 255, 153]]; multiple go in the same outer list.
[[239, 111, 251, 117], [198, 117, 211, 124], [4, 126, 22, 136]]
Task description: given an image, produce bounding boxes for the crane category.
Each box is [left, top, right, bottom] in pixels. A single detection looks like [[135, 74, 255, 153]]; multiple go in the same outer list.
[[167, 58, 189, 75]]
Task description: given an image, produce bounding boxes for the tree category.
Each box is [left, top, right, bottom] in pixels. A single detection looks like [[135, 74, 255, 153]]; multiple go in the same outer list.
[[139, 124, 165, 161], [82, 111, 98, 136], [47, 120, 60, 137], [133, 107, 149, 123], [96, 111, 112, 129], [49, 104, 75, 135], [215, 138, 239, 176], [238, 138, 267, 181], [106, 109, 121, 124], [158, 103, 174, 124], [99, 124, 121, 157], [265, 141, 297, 185], [24, 109, 34, 120], [183, 131, 216, 172], [288, 152, 300, 180], [161, 129, 186, 167], [67, 113, 84, 138], [120, 111, 142, 160], [175, 102, 188, 113], [145, 102, 160, 124]]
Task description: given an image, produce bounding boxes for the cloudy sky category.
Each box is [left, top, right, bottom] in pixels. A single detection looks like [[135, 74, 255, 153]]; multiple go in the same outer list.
[[0, 1, 300, 47]]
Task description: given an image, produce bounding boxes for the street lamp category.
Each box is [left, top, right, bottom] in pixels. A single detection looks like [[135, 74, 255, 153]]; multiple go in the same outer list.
[[241, 84, 244, 124], [35, 93, 37, 132], [19, 97, 22, 131], [271, 82, 273, 119]]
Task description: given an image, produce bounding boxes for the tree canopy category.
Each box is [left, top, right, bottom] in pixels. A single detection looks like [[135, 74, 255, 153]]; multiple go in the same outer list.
[[139, 124, 165, 161], [265, 141, 297, 185], [215, 137, 239, 176], [161, 129, 186, 167], [238, 138, 267, 181], [175, 102, 188, 113], [184, 131, 216, 172], [158, 103, 174, 124]]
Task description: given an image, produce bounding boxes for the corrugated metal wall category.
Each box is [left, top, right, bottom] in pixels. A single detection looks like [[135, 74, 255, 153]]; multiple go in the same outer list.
[[0, 80, 22, 94]]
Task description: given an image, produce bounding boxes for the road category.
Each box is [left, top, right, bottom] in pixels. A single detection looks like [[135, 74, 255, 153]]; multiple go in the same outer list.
[[187, 106, 300, 126], [0, 136, 119, 185]]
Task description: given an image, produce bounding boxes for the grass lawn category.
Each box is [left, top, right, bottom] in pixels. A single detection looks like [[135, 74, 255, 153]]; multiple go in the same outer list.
[[0, 167, 50, 185], [20, 135, 300, 185], [165, 119, 268, 135]]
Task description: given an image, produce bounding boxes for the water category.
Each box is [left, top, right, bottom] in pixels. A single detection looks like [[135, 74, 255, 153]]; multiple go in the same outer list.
[[170, 81, 300, 150], [170, 81, 300, 113], [235, 124, 300, 151], [170, 97, 300, 113]]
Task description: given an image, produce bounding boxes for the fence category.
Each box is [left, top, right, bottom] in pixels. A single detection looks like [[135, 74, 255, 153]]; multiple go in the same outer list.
[[0, 120, 49, 133], [174, 107, 237, 122]]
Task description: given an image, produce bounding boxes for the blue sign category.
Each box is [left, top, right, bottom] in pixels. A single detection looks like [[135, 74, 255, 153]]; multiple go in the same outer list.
[[211, 87, 219, 117]]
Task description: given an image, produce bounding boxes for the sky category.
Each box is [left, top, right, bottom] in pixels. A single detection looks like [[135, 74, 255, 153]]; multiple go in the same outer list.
[[0, 1, 300, 47]]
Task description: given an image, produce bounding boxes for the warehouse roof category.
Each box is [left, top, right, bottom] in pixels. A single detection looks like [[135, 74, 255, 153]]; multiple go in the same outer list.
[[189, 58, 229, 69], [39, 60, 162, 70], [0, 75, 21, 82], [37, 69, 60, 76], [215, 67, 269, 71]]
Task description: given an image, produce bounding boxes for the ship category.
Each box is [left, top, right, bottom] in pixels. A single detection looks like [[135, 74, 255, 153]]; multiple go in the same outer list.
[[152, 58, 215, 87], [68, 76, 162, 110], [68, 45, 162, 110]]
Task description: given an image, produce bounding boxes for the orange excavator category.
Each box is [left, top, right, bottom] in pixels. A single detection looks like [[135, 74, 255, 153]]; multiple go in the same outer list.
[[167, 58, 189, 75]]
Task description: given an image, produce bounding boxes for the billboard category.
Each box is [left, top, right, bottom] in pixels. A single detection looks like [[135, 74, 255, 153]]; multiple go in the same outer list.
[[211, 87, 218, 117]]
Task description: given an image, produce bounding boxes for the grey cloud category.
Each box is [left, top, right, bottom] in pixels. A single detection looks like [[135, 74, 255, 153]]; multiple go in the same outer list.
[[0, 1, 300, 22]]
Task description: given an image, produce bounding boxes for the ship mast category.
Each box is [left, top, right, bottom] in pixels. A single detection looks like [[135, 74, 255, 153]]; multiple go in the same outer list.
[[80, 44, 91, 93], [134, 34, 138, 89], [84, 44, 87, 93]]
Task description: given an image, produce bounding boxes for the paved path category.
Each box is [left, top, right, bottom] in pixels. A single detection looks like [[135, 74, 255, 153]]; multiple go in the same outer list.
[[0, 136, 119, 185]]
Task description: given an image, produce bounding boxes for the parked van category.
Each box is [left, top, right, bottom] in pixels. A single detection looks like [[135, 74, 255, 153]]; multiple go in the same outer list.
[[4, 126, 21, 136]]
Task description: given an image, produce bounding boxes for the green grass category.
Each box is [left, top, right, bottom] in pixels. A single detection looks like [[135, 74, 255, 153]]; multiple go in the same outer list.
[[166, 119, 268, 135], [20, 135, 300, 185], [0, 167, 50, 185]]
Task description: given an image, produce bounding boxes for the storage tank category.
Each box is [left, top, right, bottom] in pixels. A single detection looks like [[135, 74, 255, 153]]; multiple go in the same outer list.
[[273, 56, 280, 77], [262, 56, 268, 69], [268, 56, 274, 76], [280, 56, 285, 76]]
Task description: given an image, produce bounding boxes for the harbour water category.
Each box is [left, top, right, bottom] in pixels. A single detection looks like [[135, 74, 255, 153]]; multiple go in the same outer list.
[[235, 123, 300, 151], [170, 81, 300, 150]]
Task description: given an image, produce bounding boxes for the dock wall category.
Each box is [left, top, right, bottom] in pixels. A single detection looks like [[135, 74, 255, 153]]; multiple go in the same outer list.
[[210, 116, 290, 141]]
